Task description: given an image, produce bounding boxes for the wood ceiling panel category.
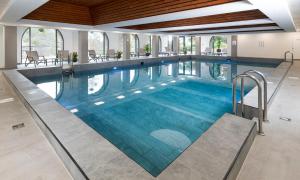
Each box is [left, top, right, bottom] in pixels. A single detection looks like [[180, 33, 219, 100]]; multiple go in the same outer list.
[[52, 0, 110, 7], [120, 10, 268, 30], [162, 23, 278, 33], [23, 1, 93, 25], [91, 0, 241, 25]]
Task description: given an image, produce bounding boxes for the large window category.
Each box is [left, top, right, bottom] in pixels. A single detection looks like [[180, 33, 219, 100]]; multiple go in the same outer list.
[[179, 36, 196, 55], [21, 27, 64, 63], [88, 32, 109, 56], [209, 36, 228, 55], [130, 34, 139, 55]]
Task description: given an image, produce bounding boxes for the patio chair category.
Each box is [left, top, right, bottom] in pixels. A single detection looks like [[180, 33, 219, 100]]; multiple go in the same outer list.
[[107, 49, 117, 60], [89, 50, 103, 62], [164, 47, 176, 56], [58, 50, 70, 65], [138, 48, 147, 57], [25, 51, 48, 67]]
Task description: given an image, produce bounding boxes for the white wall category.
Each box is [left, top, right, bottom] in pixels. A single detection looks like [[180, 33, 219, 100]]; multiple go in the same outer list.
[[237, 32, 300, 59], [0, 25, 4, 68]]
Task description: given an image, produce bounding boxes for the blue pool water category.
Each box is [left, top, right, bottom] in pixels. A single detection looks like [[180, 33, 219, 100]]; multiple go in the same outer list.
[[30, 60, 277, 176]]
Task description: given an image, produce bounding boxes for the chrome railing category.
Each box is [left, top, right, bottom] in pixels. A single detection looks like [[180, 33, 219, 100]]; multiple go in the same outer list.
[[244, 70, 268, 122], [233, 73, 265, 136]]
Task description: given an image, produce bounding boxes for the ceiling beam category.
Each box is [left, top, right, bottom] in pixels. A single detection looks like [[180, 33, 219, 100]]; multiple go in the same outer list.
[[248, 0, 296, 32], [0, 0, 49, 23]]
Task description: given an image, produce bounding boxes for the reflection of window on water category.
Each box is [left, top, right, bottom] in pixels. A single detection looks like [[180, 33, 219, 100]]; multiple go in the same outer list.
[[37, 81, 61, 99], [179, 62, 197, 75], [120, 70, 138, 84], [88, 75, 104, 95], [168, 64, 172, 76]]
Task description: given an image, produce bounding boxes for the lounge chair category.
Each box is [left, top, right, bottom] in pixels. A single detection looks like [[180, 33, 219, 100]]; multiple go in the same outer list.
[[25, 51, 48, 67], [138, 48, 148, 57], [89, 50, 103, 62], [107, 49, 117, 60], [164, 47, 177, 56], [58, 50, 70, 65]]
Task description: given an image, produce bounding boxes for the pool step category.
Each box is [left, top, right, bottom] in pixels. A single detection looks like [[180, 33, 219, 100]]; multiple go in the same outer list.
[[158, 113, 257, 180]]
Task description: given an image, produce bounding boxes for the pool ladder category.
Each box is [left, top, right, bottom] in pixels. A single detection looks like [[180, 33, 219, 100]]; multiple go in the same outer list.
[[232, 70, 268, 136], [284, 51, 294, 64]]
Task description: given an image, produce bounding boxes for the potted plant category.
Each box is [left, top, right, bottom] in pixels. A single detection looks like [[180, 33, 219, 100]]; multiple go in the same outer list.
[[183, 47, 188, 55], [144, 44, 151, 56], [116, 51, 122, 59], [72, 52, 78, 63]]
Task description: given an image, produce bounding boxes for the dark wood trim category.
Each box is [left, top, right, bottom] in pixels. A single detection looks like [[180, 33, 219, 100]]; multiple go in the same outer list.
[[162, 23, 278, 33], [120, 10, 268, 30]]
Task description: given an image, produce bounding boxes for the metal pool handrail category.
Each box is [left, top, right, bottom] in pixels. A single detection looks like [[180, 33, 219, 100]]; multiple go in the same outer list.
[[244, 70, 268, 122], [284, 51, 294, 64], [233, 73, 264, 136]]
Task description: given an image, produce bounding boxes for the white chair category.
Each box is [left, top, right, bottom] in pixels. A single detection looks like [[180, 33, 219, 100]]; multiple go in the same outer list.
[[107, 49, 117, 60], [58, 50, 70, 65], [89, 50, 103, 62], [25, 51, 48, 67]]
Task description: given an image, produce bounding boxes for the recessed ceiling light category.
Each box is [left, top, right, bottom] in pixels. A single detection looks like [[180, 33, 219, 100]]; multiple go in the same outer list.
[[70, 109, 78, 113], [94, 101, 105, 106], [180, 78, 186, 80], [113, 67, 117, 70], [116, 95, 125, 99], [149, 86, 155, 90], [161, 83, 167, 86], [170, 80, 176, 83]]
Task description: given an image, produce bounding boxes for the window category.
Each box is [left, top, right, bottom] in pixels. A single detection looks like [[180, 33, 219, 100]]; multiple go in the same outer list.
[[158, 36, 162, 52], [179, 36, 196, 55], [130, 34, 139, 55], [88, 32, 109, 56], [21, 27, 64, 63], [209, 36, 228, 55]]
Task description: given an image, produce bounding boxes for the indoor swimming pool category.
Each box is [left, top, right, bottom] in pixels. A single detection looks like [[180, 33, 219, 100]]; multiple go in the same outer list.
[[30, 60, 278, 176]]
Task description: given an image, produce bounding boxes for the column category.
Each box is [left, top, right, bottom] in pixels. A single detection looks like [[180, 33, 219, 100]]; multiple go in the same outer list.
[[122, 33, 130, 60], [4, 26, 17, 69], [231, 35, 238, 57], [151, 35, 159, 58], [0, 25, 4, 68], [172, 36, 179, 55], [195, 36, 202, 55], [78, 31, 89, 63]]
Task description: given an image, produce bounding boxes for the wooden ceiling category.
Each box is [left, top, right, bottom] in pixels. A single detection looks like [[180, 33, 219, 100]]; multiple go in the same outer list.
[[120, 10, 268, 30], [90, 0, 240, 25], [23, 1, 93, 25], [23, 0, 241, 26], [22, 0, 280, 34], [52, 0, 110, 7]]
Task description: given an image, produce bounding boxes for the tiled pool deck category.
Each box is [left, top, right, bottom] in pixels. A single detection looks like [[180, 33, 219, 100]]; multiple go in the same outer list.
[[0, 56, 296, 180], [0, 72, 72, 180]]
